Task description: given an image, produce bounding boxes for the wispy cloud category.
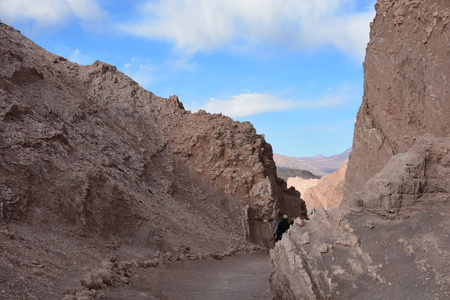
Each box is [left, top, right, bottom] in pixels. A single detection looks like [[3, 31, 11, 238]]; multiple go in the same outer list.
[[0, 0, 106, 29], [66, 0, 105, 21], [123, 58, 157, 87], [202, 93, 299, 117], [160, 52, 198, 73], [119, 0, 375, 61], [200, 87, 352, 118], [68, 49, 94, 65]]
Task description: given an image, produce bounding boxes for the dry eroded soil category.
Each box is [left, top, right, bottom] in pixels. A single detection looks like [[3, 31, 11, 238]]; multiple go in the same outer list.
[[105, 252, 273, 300], [0, 221, 272, 300]]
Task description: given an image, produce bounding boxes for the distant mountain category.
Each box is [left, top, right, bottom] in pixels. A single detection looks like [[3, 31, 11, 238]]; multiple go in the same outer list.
[[274, 148, 351, 177]]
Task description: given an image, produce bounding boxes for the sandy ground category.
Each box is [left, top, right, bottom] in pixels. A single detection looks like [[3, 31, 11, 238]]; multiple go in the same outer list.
[[0, 221, 273, 300], [104, 252, 274, 300]]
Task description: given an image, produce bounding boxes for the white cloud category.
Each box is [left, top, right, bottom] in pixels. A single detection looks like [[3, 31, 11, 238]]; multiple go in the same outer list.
[[164, 56, 197, 72], [0, 0, 106, 28], [307, 84, 353, 108], [123, 58, 157, 88], [0, 0, 68, 26], [121, 55, 198, 89], [68, 49, 94, 65], [202, 93, 299, 117], [119, 0, 375, 61], [200, 88, 352, 118], [66, 0, 105, 21]]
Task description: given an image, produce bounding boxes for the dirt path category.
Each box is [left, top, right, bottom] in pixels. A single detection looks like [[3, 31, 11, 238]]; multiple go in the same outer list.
[[106, 252, 274, 300]]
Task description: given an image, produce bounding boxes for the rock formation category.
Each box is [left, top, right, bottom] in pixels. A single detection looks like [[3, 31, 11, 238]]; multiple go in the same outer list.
[[289, 160, 347, 212], [344, 0, 450, 196], [277, 167, 319, 181], [270, 0, 450, 299], [0, 22, 306, 298], [287, 177, 320, 206]]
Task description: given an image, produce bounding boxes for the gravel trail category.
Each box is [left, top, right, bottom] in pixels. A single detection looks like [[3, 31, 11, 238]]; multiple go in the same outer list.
[[111, 252, 274, 300]]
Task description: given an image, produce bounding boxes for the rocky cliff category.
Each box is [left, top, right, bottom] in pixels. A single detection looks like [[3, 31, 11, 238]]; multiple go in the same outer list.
[[0, 22, 306, 298], [270, 0, 450, 299], [287, 177, 320, 210], [289, 160, 347, 212], [344, 0, 450, 197]]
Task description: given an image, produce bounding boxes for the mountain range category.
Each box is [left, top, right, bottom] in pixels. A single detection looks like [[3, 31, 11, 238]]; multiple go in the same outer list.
[[274, 148, 351, 177]]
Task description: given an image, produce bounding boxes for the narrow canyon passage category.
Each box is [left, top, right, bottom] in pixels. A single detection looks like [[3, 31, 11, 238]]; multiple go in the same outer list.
[[105, 252, 273, 300]]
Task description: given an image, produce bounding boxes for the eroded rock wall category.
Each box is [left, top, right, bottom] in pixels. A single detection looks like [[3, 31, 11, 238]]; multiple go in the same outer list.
[[287, 177, 320, 210], [289, 160, 347, 212], [270, 0, 450, 299], [347, 137, 450, 215], [345, 0, 450, 197], [0, 21, 305, 256]]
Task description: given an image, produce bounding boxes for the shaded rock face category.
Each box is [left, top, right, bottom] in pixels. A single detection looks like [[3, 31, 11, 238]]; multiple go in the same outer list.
[[277, 167, 319, 181], [0, 20, 305, 256], [270, 0, 450, 299], [290, 160, 347, 212]]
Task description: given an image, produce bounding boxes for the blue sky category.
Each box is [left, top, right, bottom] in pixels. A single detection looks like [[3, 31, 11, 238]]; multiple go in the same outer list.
[[0, 0, 376, 157]]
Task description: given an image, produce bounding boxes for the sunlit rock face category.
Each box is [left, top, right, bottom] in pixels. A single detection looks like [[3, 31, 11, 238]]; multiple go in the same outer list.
[[270, 0, 450, 299], [344, 0, 450, 198], [288, 161, 347, 212]]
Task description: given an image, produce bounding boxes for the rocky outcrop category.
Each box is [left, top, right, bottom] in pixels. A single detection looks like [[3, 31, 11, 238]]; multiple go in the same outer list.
[[0, 22, 306, 251], [343, 0, 450, 212], [169, 110, 307, 245], [346, 137, 450, 216], [290, 160, 347, 212], [277, 168, 319, 181], [270, 207, 450, 300], [344, 0, 450, 197], [0, 21, 308, 297], [270, 0, 450, 299], [287, 177, 320, 207]]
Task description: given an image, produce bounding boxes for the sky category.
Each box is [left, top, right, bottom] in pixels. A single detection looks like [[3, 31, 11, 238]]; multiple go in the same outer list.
[[0, 0, 377, 157]]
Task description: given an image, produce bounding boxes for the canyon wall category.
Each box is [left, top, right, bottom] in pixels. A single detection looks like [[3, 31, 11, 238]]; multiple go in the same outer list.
[[290, 160, 347, 212], [0, 20, 306, 257], [344, 0, 450, 197], [270, 0, 450, 299]]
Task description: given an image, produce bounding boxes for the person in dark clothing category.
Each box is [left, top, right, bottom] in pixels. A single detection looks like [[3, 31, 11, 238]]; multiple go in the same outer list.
[[272, 212, 283, 239], [275, 215, 290, 242]]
